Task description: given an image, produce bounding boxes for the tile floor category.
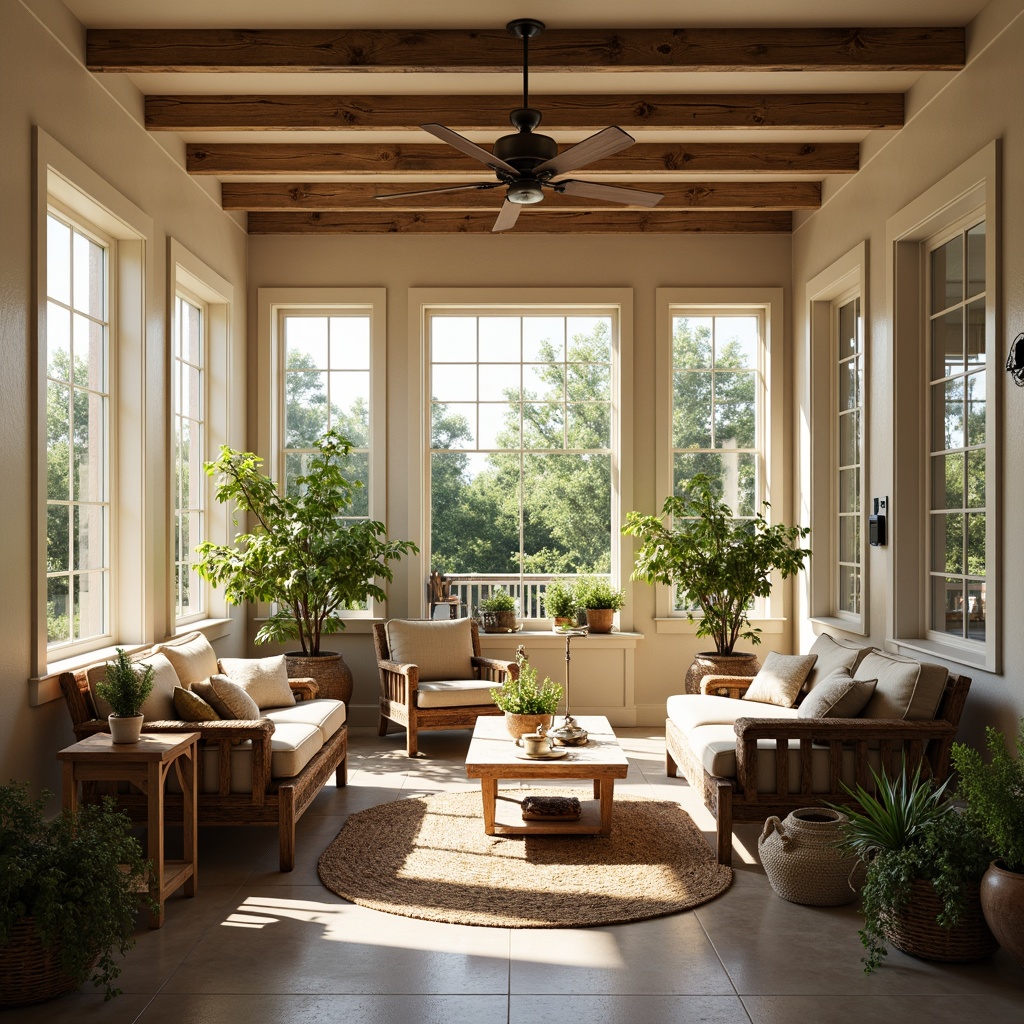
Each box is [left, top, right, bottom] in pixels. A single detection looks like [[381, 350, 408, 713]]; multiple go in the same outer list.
[[7, 729, 1022, 1023]]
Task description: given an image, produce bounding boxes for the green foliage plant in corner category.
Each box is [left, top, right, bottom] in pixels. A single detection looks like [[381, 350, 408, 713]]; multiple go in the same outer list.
[[94, 648, 153, 718], [0, 781, 155, 1002], [196, 430, 418, 655], [623, 473, 811, 655], [490, 645, 562, 715]]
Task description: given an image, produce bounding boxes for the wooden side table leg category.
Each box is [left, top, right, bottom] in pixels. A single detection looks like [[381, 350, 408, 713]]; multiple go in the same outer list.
[[181, 741, 198, 898], [480, 778, 498, 835], [147, 761, 165, 929], [598, 778, 615, 836], [61, 762, 78, 815]]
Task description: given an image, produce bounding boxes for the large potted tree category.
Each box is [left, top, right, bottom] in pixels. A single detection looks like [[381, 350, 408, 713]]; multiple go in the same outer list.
[[623, 473, 811, 692], [196, 430, 417, 704]]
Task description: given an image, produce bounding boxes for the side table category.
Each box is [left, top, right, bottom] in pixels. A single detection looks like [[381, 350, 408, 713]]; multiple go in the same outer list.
[[57, 731, 199, 928]]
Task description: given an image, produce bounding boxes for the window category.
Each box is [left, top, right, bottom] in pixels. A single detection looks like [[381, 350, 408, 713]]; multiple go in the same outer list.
[[927, 221, 987, 643], [172, 291, 206, 622], [835, 295, 863, 618], [45, 209, 111, 650]]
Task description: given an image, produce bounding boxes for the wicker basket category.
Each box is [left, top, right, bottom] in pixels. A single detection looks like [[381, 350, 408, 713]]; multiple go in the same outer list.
[[759, 807, 861, 906], [0, 917, 82, 1008], [883, 879, 999, 963], [286, 651, 354, 704]]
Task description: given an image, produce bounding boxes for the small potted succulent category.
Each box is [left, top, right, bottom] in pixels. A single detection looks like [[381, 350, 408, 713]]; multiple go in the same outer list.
[[477, 588, 518, 633], [575, 576, 624, 634], [490, 645, 563, 741], [94, 648, 154, 744], [544, 580, 580, 631]]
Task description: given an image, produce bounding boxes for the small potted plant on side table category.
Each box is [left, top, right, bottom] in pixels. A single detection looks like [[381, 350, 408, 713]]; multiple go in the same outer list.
[[95, 648, 154, 744], [490, 645, 563, 742], [575, 577, 624, 634]]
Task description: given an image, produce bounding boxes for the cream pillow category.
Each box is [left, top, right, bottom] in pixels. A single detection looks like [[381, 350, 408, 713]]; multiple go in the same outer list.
[[154, 631, 220, 687], [798, 668, 877, 718], [857, 650, 922, 720], [385, 618, 475, 681], [91, 651, 178, 722], [219, 655, 296, 710], [192, 675, 261, 720], [173, 685, 220, 722], [802, 633, 869, 693], [742, 651, 818, 708]]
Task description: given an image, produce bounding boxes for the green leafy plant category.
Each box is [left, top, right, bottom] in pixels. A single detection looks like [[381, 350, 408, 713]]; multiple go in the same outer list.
[[478, 588, 517, 613], [834, 761, 992, 973], [490, 645, 562, 714], [0, 781, 154, 1000], [623, 473, 811, 654], [952, 719, 1024, 872], [94, 648, 153, 718], [543, 580, 579, 619], [196, 430, 417, 655], [575, 576, 625, 611]]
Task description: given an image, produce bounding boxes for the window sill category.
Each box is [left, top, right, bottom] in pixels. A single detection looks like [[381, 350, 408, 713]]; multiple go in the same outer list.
[[889, 636, 993, 673], [809, 615, 869, 638], [652, 617, 785, 636]]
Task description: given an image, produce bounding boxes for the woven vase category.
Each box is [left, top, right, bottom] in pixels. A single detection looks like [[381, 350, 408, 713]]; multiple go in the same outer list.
[[286, 651, 354, 704], [759, 807, 861, 906], [684, 651, 760, 695], [0, 917, 83, 1008]]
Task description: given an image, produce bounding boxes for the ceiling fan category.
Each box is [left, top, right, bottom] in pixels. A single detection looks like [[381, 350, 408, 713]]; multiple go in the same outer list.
[[375, 19, 664, 232]]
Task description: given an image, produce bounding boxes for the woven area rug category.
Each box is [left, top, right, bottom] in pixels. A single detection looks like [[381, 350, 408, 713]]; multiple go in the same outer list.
[[317, 789, 732, 928]]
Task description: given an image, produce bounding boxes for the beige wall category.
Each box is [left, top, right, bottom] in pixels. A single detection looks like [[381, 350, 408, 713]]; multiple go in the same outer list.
[[247, 231, 795, 727], [790, 0, 1024, 745], [0, 2, 249, 795]]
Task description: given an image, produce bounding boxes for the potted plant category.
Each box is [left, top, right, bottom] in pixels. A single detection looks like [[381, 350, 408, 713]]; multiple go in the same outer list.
[[575, 576, 624, 634], [623, 473, 811, 691], [94, 648, 153, 744], [544, 580, 579, 631], [477, 588, 518, 633], [952, 718, 1024, 966], [835, 761, 996, 973], [196, 430, 417, 703], [490, 645, 563, 741], [0, 781, 153, 1006]]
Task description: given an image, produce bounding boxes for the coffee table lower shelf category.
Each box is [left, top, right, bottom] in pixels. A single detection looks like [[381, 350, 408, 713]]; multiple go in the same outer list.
[[487, 782, 615, 836]]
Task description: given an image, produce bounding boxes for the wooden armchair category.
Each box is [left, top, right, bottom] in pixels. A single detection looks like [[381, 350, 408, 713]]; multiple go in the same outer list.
[[373, 618, 518, 756]]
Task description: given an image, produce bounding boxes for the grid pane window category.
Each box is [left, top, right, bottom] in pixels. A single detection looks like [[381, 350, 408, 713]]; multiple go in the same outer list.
[[671, 312, 764, 612], [45, 211, 109, 648], [928, 221, 987, 641], [836, 297, 862, 616], [173, 295, 206, 622]]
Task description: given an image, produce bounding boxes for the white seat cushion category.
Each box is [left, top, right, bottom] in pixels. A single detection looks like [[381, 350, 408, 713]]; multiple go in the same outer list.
[[265, 699, 347, 744], [385, 618, 475, 681], [196, 722, 323, 794], [415, 680, 496, 709], [667, 693, 800, 734]]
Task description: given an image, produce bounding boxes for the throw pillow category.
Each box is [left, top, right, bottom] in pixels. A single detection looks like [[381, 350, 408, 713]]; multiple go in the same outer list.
[[192, 675, 261, 720], [858, 650, 936, 720], [173, 685, 220, 722], [219, 655, 296, 710], [154, 631, 220, 687], [385, 618, 475, 682], [798, 668, 877, 718], [802, 633, 869, 693], [742, 651, 819, 708]]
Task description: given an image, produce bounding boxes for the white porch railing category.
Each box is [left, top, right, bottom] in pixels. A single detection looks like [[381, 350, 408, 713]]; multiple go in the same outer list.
[[430, 574, 609, 620]]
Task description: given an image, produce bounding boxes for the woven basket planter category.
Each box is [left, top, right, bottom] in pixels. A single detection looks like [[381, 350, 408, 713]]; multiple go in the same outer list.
[[883, 879, 999, 963], [683, 652, 760, 695], [0, 917, 84, 1008], [286, 651, 354, 704]]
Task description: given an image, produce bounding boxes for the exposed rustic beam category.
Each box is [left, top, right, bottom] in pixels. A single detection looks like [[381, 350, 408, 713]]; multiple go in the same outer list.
[[223, 180, 820, 212], [88, 27, 965, 74], [146, 92, 904, 132], [188, 142, 859, 176], [245, 210, 793, 234]]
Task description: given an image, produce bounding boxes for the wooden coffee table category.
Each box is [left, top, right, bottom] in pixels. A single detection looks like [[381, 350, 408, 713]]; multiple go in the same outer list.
[[465, 715, 629, 836]]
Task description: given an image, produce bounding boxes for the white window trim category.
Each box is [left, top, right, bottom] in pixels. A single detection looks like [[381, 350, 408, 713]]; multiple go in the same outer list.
[[807, 242, 869, 635], [407, 288, 634, 629], [31, 128, 153, 703], [257, 288, 387, 620], [169, 239, 234, 631], [886, 140, 999, 673], [652, 288, 784, 632]]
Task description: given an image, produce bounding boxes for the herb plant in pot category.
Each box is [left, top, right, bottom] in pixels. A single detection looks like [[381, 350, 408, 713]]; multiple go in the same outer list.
[[952, 719, 1024, 967], [490, 645, 563, 742], [196, 430, 417, 704], [477, 588, 518, 633], [575, 577, 624, 634], [623, 473, 811, 693], [0, 781, 153, 1006], [94, 648, 154, 744], [544, 580, 579, 632]]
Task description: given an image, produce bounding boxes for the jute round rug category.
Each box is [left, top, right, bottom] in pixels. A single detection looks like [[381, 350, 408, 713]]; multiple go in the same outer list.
[[317, 789, 732, 928]]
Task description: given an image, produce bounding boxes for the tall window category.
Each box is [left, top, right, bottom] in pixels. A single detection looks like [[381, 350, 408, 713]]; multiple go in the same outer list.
[[45, 210, 110, 649], [427, 311, 616, 611], [928, 220, 987, 642], [173, 292, 206, 622], [835, 296, 863, 618]]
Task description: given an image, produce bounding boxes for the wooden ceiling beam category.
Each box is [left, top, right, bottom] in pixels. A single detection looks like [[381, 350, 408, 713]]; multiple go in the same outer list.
[[147, 92, 903, 132], [222, 180, 820, 211], [88, 27, 965, 74], [188, 142, 858, 175], [245, 210, 793, 234]]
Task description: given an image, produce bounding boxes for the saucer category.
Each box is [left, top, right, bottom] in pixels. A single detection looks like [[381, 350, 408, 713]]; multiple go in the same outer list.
[[513, 747, 569, 761]]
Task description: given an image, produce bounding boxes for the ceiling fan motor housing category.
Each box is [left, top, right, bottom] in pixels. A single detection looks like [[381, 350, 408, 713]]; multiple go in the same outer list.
[[493, 119, 558, 172]]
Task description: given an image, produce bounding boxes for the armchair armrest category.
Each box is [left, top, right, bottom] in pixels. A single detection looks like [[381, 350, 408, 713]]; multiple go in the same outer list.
[[472, 655, 519, 683], [288, 677, 319, 701], [701, 674, 757, 698]]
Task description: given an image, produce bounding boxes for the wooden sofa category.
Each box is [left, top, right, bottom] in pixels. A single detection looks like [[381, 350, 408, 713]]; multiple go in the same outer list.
[[59, 632, 348, 871], [665, 634, 971, 865]]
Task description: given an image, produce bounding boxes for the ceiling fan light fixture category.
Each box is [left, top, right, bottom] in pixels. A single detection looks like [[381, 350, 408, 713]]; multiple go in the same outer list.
[[506, 180, 545, 205]]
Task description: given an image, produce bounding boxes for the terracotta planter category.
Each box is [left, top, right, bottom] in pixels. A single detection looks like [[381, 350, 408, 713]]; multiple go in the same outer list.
[[108, 713, 143, 744], [481, 610, 518, 633], [585, 608, 615, 633], [980, 859, 1024, 967], [552, 616, 576, 632], [286, 651, 354, 704], [684, 651, 760, 695], [504, 712, 554, 743]]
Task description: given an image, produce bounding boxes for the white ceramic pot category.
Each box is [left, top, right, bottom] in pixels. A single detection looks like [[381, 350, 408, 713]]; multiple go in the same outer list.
[[108, 714, 143, 744]]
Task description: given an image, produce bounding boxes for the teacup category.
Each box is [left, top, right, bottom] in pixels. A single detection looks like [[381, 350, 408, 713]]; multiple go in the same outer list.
[[521, 726, 553, 757]]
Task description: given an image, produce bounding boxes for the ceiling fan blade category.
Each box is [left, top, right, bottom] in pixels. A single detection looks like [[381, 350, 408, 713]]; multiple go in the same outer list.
[[556, 180, 664, 208], [375, 182, 501, 200], [492, 201, 522, 233], [533, 126, 635, 178], [420, 123, 520, 176]]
